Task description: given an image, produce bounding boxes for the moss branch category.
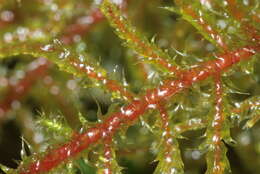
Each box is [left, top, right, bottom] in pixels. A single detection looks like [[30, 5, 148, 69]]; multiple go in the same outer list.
[[205, 73, 230, 174], [0, 42, 256, 173], [101, 0, 181, 74]]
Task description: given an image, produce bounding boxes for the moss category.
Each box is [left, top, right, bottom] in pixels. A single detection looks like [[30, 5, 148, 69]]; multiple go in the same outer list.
[[0, 0, 259, 174]]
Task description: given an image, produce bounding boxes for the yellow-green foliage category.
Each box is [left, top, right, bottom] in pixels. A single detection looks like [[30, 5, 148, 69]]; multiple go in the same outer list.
[[0, 0, 259, 174]]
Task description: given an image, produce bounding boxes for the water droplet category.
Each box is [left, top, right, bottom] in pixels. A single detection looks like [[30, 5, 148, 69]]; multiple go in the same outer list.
[[4, 32, 13, 43], [217, 19, 227, 29], [191, 150, 201, 160], [67, 149, 72, 157], [0, 164, 11, 173], [0, 10, 14, 22], [66, 79, 77, 90], [243, 0, 249, 6], [212, 135, 220, 143], [32, 29, 45, 39], [238, 132, 251, 146], [53, 38, 62, 45], [87, 131, 95, 138], [112, 0, 123, 5], [73, 35, 81, 43], [50, 85, 59, 95], [33, 132, 44, 143], [165, 156, 172, 163], [35, 160, 41, 171], [41, 44, 54, 52], [59, 48, 70, 59], [78, 16, 94, 25], [157, 89, 168, 96], [21, 137, 28, 160]]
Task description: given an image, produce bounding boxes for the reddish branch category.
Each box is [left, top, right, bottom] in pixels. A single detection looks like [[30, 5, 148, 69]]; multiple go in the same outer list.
[[61, 0, 129, 45], [0, 0, 133, 121], [17, 44, 259, 174], [157, 104, 175, 163], [210, 73, 224, 174], [70, 59, 134, 101], [61, 9, 104, 45], [103, 137, 113, 174], [61, 4, 136, 101], [0, 58, 49, 120], [104, 3, 181, 74], [226, 0, 260, 42], [181, 5, 227, 50]]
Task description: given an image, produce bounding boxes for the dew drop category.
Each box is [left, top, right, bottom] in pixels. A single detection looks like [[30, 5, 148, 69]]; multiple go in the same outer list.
[[191, 150, 201, 160], [243, 0, 249, 6], [66, 80, 77, 90], [16, 70, 25, 79], [0, 164, 11, 173], [41, 44, 54, 52], [112, 0, 123, 5], [157, 89, 168, 96], [212, 135, 220, 143], [59, 48, 70, 59], [200, 0, 212, 9], [87, 131, 95, 138], [35, 160, 41, 171], [67, 149, 72, 157], [165, 156, 172, 163], [21, 138, 27, 160], [78, 16, 94, 25], [3, 32, 13, 43], [32, 29, 45, 39], [217, 20, 227, 29], [238, 132, 251, 146], [33, 132, 44, 143], [0, 10, 14, 22], [73, 35, 81, 43], [50, 85, 60, 95]]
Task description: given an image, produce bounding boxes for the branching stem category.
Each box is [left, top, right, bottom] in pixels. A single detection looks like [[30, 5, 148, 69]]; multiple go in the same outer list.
[[15, 44, 259, 174]]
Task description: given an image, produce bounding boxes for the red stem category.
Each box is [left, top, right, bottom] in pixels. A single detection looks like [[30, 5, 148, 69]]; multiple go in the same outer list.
[[61, 9, 104, 45], [211, 73, 224, 174], [157, 104, 175, 162], [61, 0, 129, 45], [182, 5, 227, 50], [70, 59, 134, 101], [104, 3, 181, 74], [0, 0, 133, 121], [103, 137, 113, 174], [226, 0, 260, 42], [0, 58, 49, 120], [17, 44, 259, 174]]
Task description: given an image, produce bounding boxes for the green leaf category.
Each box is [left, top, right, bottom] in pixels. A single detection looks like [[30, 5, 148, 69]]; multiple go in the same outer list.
[[76, 158, 96, 174]]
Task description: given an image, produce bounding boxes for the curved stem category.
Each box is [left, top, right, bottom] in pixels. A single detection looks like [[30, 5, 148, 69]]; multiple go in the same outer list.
[[14, 44, 259, 174]]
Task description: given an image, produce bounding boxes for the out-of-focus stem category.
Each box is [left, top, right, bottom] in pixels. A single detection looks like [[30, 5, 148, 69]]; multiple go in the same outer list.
[[0, 58, 49, 121]]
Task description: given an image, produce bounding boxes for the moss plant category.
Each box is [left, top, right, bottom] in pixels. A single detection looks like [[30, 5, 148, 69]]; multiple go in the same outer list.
[[0, 0, 259, 174]]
